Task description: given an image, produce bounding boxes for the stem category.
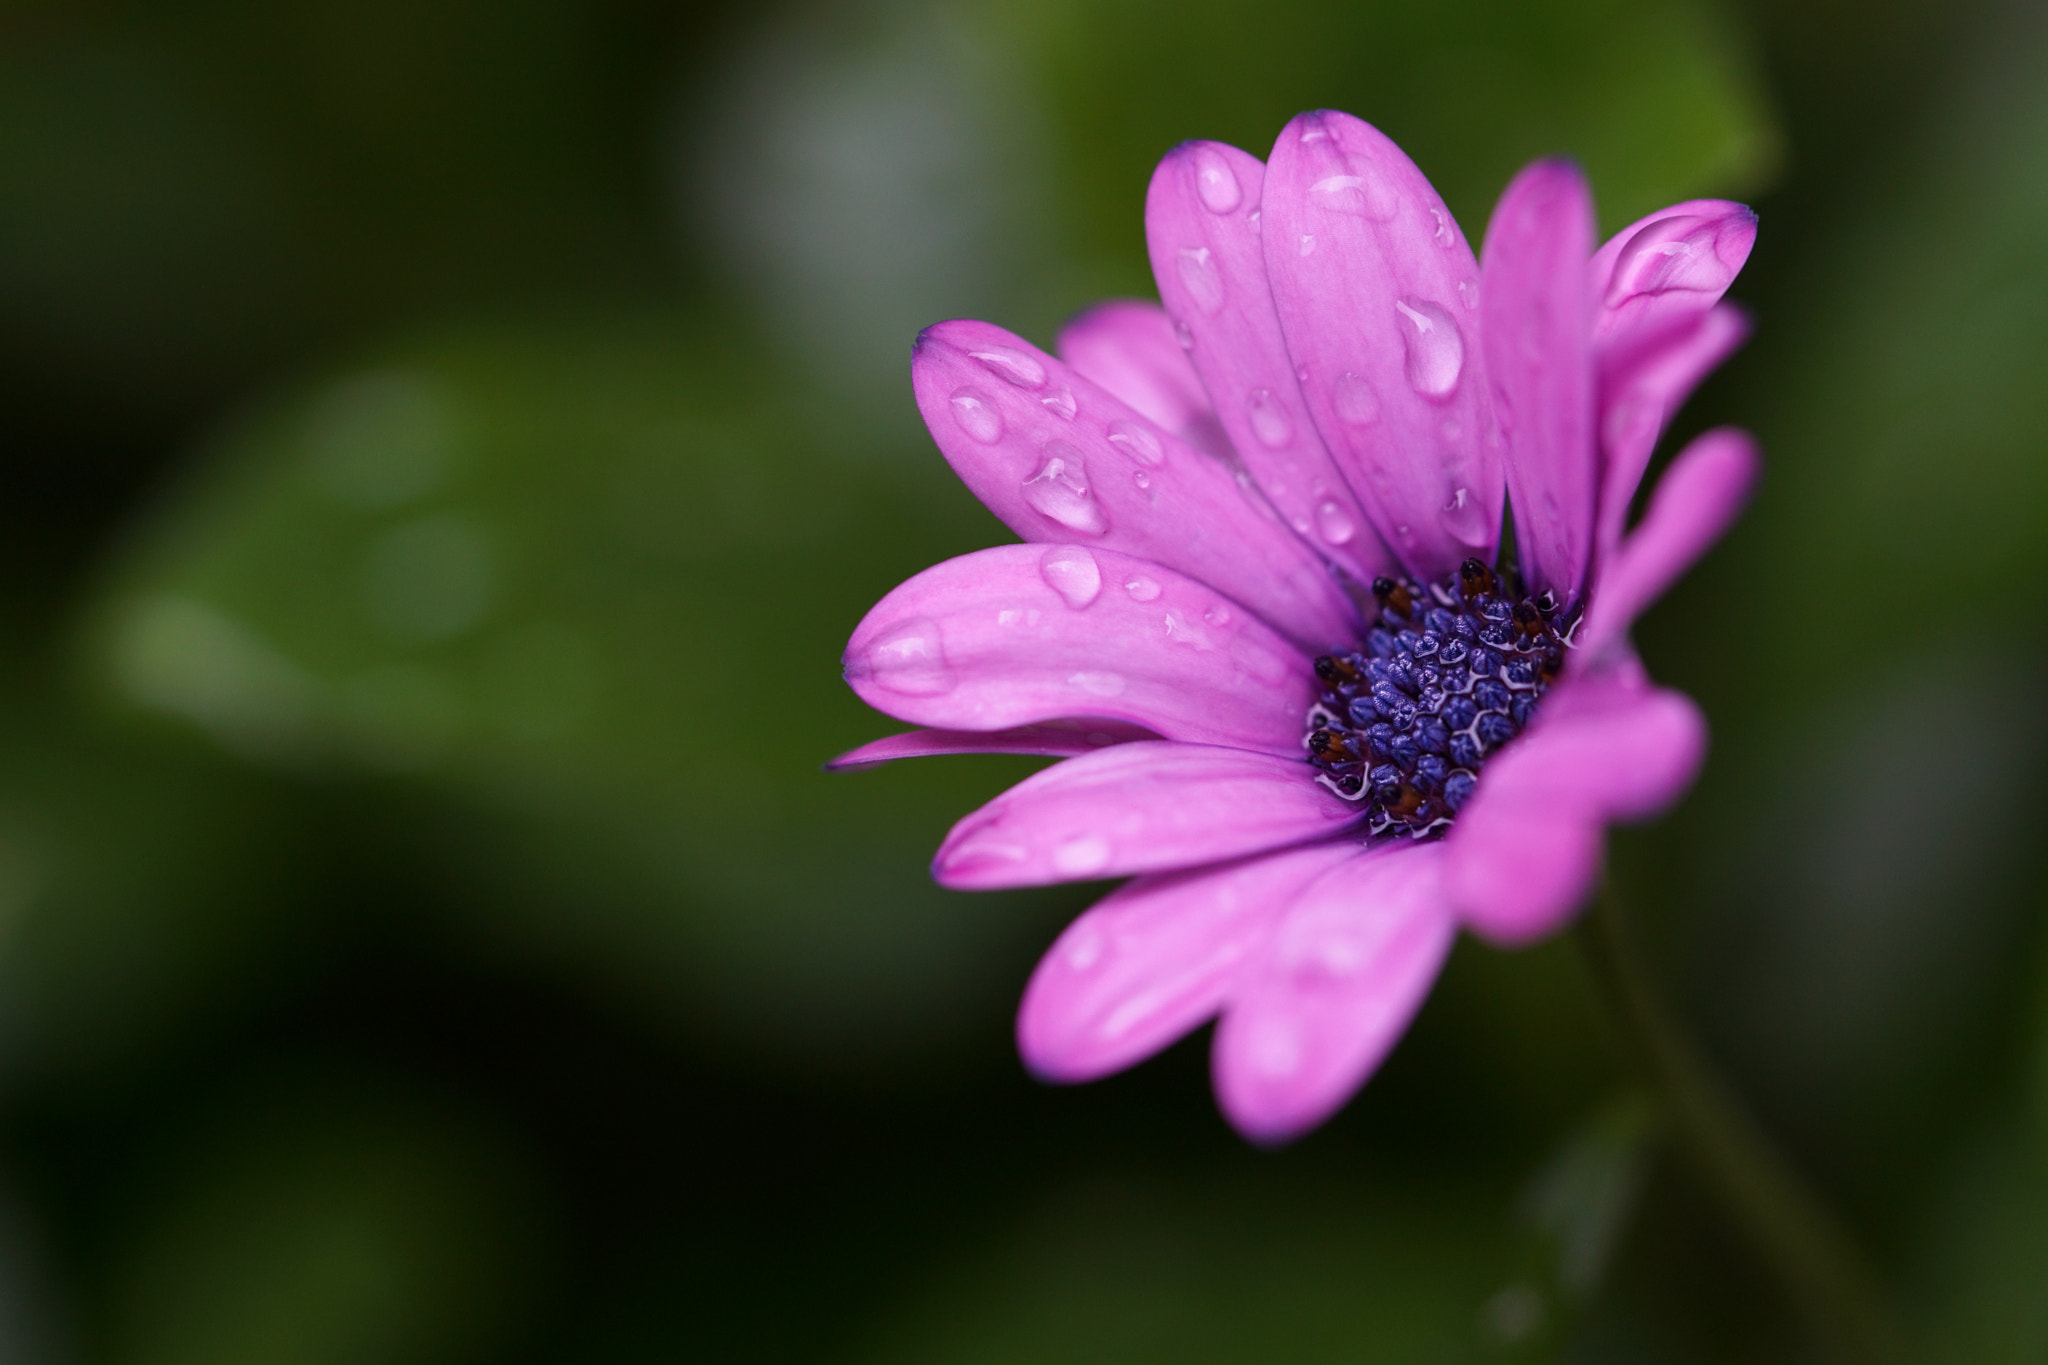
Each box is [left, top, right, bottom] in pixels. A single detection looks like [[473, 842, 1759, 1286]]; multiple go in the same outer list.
[[1574, 883, 1908, 1364]]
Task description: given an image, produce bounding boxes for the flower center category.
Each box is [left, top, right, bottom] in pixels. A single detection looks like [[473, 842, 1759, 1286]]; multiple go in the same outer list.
[[1305, 558, 1569, 838]]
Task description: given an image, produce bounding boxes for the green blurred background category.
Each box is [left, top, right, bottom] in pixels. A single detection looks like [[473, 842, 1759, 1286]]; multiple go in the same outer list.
[[0, 0, 2043, 1359]]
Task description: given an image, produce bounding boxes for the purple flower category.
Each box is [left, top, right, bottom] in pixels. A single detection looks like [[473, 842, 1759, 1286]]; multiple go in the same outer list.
[[838, 110, 1759, 1144]]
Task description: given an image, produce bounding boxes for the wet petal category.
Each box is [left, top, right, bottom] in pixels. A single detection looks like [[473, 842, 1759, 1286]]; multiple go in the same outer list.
[[1145, 140, 1392, 585], [843, 544, 1314, 753], [1589, 199, 1757, 364], [913, 319, 1359, 648], [1480, 159, 1597, 606], [1595, 304, 1751, 561], [1261, 110, 1501, 580], [1212, 843, 1453, 1144], [1056, 299, 1231, 458], [935, 740, 1360, 889], [1580, 427, 1760, 663], [1446, 674, 1706, 945], [1018, 840, 1360, 1083], [827, 720, 1158, 770]]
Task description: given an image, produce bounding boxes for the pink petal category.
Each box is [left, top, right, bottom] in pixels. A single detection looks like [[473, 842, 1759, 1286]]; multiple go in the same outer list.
[[1445, 674, 1706, 946], [1018, 840, 1361, 1083], [1211, 843, 1454, 1144], [1595, 304, 1752, 561], [935, 740, 1361, 889], [1479, 160, 1597, 606], [1144, 140, 1392, 585], [1589, 199, 1757, 364], [1579, 427, 1760, 664], [827, 720, 1158, 770], [843, 544, 1314, 753], [1260, 110, 1501, 580], [1056, 300, 1232, 458], [914, 319, 1359, 649]]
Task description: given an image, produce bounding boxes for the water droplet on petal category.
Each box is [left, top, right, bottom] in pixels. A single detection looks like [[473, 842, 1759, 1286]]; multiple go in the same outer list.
[[1203, 603, 1232, 627], [1438, 486, 1491, 547], [1298, 233, 1316, 257], [948, 387, 1003, 443], [1174, 319, 1194, 351], [1122, 574, 1162, 602], [1430, 205, 1454, 244], [1052, 833, 1113, 877], [1105, 419, 1165, 467], [1038, 546, 1102, 608], [1040, 386, 1077, 420], [1394, 298, 1465, 400], [1162, 610, 1210, 647], [1192, 147, 1242, 213], [1314, 498, 1356, 545], [1067, 670, 1125, 697], [1299, 121, 1329, 144], [1607, 215, 1728, 303], [1457, 277, 1479, 310], [1308, 171, 1397, 220], [1177, 246, 1224, 315], [1294, 364, 1309, 383], [969, 346, 1046, 389], [1247, 208, 1260, 226], [863, 617, 954, 696], [1021, 443, 1108, 535], [1132, 470, 1151, 491], [1333, 371, 1380, 425], [1246, 389, 1293, 448]]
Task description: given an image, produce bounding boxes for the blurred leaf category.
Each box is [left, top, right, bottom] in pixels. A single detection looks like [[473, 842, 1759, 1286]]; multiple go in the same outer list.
[[105, 1072, 541, 1365], [849, 1164, 1500, 1364], [79, 312, 1074, 1066]]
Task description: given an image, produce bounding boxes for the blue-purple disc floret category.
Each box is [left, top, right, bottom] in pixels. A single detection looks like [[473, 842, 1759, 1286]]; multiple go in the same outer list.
[[1306, 558, 1571, 838]]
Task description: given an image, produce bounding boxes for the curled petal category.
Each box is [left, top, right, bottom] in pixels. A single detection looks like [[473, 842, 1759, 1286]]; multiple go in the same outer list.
[[1446, 675, 1706, 945], [1261, 110, 1501, 580], [914, 319, 1359, 648], [1018, 841, 1361, 1083], [1145, 140, 1392, 585], [1480, 159, 1597, 606], [935, 741, 1360, 889], [1212, 843, 1454, 1145], [842, 544, 1314, 753], [1580, 427, 1761, 664], [1590, 199, 1758, 365], [1056, 300, 1231, 458], [827, 720, 1157, 770], [1596, 305, 1752, 560]]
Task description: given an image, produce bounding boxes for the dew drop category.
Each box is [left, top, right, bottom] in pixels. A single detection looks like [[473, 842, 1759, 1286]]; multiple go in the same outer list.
[[968, 345, 1046, 389], [1430, 205, 1454, 245], [1607, 216, 1726, 303], [1133, 470, 1151, 491], [1067, 670, 1126, 697], [1174, 319, 1194, 351], [1192, 147, 1242, 213], [1122, 574, 1162, 602], [1457, 277, 1479, 310], [1308, 171, 1397, 220], [1021, 443, 1108, 535], [1438, 486, 1492, 547], [1314, 498, 1356, 545], [1106, 419, 1165, 466], [1038, 546, 1102, 608], [1300, 122, 1329, 144], [862, 617, 955, 696], [948, 387, 1003, 443], [1247, 209, 1261, 226], [1040, 386, 1077, 420], [1295, 363, 1310, 383], [1162, 610, 1210, 647], [1051, 833, 1113, 877], [1298, 233, 1316, 257], [1394, 298, 1465, 400], [1333, 371, 1380, 425], [1203, 603, 1232, 627], [1177, 246, 1224, 315], [1246, 389, 1293, 448]]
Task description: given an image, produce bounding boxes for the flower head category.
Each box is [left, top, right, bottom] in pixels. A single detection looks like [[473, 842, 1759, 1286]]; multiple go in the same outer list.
[[838, 110, 1759, 1144]]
